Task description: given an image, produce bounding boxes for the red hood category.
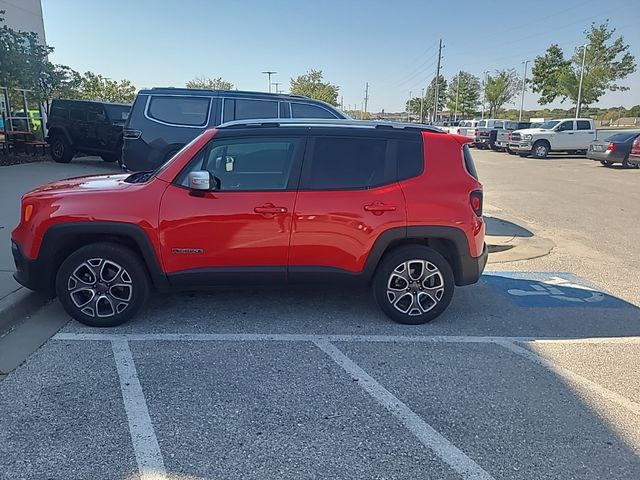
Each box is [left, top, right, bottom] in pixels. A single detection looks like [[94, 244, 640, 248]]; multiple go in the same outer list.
[[24, 173, 133, 197]]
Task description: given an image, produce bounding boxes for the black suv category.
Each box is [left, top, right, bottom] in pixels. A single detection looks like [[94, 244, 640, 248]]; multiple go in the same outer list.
[[122, 88, 348, 171], [46, 99, 131, 164]]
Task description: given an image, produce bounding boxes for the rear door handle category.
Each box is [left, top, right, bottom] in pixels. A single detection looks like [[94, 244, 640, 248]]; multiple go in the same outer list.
[[364, 202, 396, 213], [254, 203, 287, 214]]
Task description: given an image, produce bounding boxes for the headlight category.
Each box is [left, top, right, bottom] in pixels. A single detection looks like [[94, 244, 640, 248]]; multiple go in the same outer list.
[[523, 134, 533, 141]]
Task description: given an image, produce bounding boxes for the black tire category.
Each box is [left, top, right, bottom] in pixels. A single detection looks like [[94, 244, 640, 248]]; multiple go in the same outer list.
[[100, 154, 117, 162], [600, 160, 614, 167], [532, 140, 550, 159], [373, 245, 455, 325], [518, 153, 530, 157], [56, 243, 150, 327], [50, 135, 74, 163], [507, 148, 516, 155], [623, 156, 639, 169]]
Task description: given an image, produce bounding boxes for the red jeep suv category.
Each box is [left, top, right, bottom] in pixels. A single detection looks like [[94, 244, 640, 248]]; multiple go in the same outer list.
[[11, 119, 487, 327]]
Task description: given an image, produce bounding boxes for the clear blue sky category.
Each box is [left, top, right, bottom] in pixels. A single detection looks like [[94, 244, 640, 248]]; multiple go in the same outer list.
[[42, 0, 640, 112]]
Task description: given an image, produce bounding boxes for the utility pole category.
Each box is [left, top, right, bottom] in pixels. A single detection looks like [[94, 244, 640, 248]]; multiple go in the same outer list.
[[481, 70, 489, 120], [407, 90, 412, 122], [454, 74, 460, 122], [420, 87, 425, 123], [261, 71, 277, 93], [361, 102, 364, 120], [519, 60, 530, 121], [576, 44, 589, 118], [433, 38, 443, 122], [364, 82, 369, 114]]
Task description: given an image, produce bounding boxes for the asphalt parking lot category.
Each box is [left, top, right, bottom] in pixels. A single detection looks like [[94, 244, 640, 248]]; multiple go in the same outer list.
[[2, 150, 640, 479]]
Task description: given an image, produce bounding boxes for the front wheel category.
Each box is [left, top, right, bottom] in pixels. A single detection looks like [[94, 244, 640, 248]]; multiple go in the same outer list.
[[532, 141, 550, 159], [56, 243, 150, 327], [373, 246, 455, 325]]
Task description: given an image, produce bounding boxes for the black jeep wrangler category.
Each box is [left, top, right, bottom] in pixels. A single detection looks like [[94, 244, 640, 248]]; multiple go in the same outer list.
[[46, 99, 131, 164]]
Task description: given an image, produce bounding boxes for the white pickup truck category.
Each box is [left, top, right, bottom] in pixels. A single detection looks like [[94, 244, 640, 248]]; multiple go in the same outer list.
[[508, 118, 597, 158]]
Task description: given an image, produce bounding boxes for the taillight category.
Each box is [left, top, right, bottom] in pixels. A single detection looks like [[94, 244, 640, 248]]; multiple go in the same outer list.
[[456, 128, 461, 134], [474, 129, 478, 136], [470, 191, 483, 216], [607, 142, 616, 151], [123, 128, 142, 139], [508, 132, 512, 140]]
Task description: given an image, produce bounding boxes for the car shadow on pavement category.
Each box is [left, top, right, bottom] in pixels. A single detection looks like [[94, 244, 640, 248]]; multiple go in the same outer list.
[[485, 216, 533, 238]]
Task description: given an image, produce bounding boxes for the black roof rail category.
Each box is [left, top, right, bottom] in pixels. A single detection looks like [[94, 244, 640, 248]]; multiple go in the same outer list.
[[217, 118, 445, 132]]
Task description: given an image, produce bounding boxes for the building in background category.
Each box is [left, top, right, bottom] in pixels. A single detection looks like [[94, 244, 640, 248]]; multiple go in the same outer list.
[[0, 1, 46, 133], [0, 0, 46, 43]]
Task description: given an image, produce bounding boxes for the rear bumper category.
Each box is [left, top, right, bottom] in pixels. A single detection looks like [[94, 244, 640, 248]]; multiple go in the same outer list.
[[457, 243, 488, 286]]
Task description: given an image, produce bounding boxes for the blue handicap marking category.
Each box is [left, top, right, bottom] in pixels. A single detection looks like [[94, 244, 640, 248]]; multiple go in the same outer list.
[[483, 272, 631, 308]]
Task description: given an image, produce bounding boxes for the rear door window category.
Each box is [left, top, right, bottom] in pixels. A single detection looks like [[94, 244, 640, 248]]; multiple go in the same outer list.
[[301, 136, 392, 190], [147, 96, 210, 126], [576, 120, 592, 130], [291, 103, 337, 119], [235, 99, 279, 120]]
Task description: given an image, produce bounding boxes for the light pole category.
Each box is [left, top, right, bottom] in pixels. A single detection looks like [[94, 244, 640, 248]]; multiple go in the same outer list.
[[481, 71, 489, 120], [454, 74, 460, 122], [272, 82, 282, 94], [576, 44, 589, 118], [420, 87, 425, 123], [261, 71, 277, 93], [519, 60, 530, 121]]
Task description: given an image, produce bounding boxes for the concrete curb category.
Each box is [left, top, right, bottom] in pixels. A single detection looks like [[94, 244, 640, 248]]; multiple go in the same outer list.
[[0, 287, 50, 338]]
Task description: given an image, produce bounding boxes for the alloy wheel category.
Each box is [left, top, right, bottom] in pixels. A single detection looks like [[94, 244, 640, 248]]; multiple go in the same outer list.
[[67, 258, 133, 318], [386, 259, 445, 316]]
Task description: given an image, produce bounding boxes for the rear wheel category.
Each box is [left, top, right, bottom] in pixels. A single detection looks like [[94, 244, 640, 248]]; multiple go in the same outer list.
[[50, 135, 74, 163], [600, 160, 614, 167], [56, 243, 150, 327], [373, 246, 455, 325]]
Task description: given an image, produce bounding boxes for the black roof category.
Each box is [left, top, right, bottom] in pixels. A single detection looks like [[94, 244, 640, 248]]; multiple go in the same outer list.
[[139, 87, 307, 100], [51, 98, 131, 108]]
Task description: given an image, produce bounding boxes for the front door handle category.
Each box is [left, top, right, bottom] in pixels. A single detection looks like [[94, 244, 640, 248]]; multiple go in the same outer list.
[[254, 203, 287, 214], [364, 202, 396, 213]]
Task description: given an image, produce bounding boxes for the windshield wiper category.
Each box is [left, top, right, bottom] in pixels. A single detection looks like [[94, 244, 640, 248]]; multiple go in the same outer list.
[[125, 170, 155, 184]]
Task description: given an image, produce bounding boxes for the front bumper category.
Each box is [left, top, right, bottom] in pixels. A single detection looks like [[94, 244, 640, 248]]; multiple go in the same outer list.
[[457, 243, 488, 286], [11, 240, 51, 293], [509, 142, 532, 152]]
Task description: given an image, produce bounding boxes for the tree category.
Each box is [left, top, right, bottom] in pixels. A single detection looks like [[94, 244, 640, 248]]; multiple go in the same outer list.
[[74, 72, 136, 103], [484, 69, 520, 117], [290, 69, 339, 106], [531, 22, 636, 111], [445, 71, 481, 118], [422, 75, 447, 121], [186, 76, 234, 90]]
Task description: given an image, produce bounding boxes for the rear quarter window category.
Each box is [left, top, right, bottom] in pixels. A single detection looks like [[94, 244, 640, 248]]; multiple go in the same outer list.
[[397, 140, 423, 181], [147, 96, 210, 126], [291, 103, 337, 119], [463, 145, 478, 180]]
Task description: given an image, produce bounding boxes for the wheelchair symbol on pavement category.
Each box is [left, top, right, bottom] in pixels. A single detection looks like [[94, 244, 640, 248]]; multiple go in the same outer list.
[[507, 276, 605, 303]]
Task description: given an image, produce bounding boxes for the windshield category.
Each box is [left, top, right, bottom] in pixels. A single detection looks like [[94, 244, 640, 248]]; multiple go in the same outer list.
[[538, 120, 560, 129], [104, 104, 130, 122]]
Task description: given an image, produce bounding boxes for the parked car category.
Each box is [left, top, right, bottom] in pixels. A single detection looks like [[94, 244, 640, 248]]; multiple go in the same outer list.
[[122, 88, 348, 171], [508, 118, 597, 158], [495, 121, 532, 152], [588, 131, 640, 168], [474, 119, 510, 149], [630, 135, 640, 166], [455, 119, 480, 141], [12, 119, 487, 327], [46, 99, 131, 164]]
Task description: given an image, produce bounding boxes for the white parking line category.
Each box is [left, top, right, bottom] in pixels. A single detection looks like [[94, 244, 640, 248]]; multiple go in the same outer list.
[[111, 339, 166, 480], [53, 332, 640, 344], [313, 339, 495, 480], [496, 340, 640, 417]]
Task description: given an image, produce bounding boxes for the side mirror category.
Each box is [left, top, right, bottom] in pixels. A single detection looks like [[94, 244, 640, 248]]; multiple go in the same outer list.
[[188, 171, 212, 191]]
